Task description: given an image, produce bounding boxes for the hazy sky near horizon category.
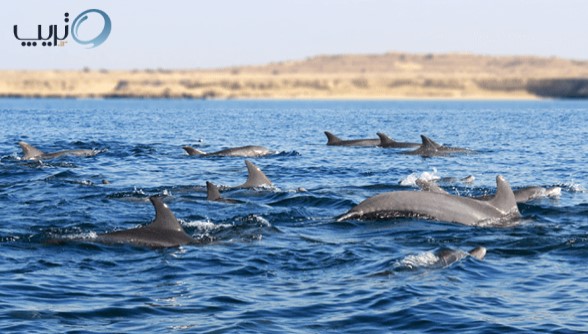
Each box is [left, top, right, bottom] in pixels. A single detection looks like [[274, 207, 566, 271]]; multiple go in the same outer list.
[[1, 0, 587, 70]]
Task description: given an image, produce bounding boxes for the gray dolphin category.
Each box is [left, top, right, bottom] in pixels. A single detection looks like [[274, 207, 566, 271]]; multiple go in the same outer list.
[[228, 160, 272, 189], [96, 196, 195, 248], [416, 180, 561, 203], [19, 141, 104, 161], [434, 246, 486, 267], [376, 132, 420, 148], [324, 131, 380, 147], [206, 181, 241, 203], [337, 175, 520, 227], [511, 186, 562, 202], [404, 135, 472, 157], [183, 145, 271, 157]]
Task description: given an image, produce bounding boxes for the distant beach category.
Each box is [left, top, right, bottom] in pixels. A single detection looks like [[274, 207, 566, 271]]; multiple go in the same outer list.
[[2, 52, 588, 99]]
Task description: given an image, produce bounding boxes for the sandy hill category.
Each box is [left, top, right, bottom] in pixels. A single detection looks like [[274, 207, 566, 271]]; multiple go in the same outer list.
[[1, 52, 588, 99]]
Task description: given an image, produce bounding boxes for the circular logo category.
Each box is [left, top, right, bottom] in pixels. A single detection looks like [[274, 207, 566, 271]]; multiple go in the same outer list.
[[71, 9, 111, 48]]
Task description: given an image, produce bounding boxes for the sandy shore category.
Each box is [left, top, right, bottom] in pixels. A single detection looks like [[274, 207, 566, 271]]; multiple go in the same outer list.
[[2, 52, 588, 99]]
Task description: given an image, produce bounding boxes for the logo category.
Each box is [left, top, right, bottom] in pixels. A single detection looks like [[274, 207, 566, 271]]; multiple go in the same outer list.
[[14, 9, 111, 48]]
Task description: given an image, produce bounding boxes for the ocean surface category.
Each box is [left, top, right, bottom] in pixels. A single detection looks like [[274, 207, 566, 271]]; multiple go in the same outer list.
[[0, 99, 587, 333]]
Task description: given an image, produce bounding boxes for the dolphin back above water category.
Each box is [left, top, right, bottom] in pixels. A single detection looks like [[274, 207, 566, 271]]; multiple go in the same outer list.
[[404, 135, 472, 157], [96, 196, 195, 248], [416, 179, 561, 203], [183, 145, 271, 157], [234, 160, 272, 189], [376, 132, 420, 148], [19, 141, 103, 160], [206, 181, 241, 203], [338, 175, 520, 227], [434, 246, 486, 267], [324, 131, 381, 147]]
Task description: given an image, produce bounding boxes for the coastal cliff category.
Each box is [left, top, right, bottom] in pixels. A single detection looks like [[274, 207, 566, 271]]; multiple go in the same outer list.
[[2, 52, 588, 99]]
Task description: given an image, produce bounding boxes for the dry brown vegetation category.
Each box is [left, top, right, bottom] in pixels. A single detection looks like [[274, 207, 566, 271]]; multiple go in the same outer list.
[[2, 52, 588, 99]]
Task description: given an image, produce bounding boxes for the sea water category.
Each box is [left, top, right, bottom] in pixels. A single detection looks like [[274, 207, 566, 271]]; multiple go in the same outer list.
[[0, 99, 587, 333]]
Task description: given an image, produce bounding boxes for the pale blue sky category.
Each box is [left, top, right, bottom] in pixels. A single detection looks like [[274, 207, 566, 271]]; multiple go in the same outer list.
[[2, 0, 587, 70]]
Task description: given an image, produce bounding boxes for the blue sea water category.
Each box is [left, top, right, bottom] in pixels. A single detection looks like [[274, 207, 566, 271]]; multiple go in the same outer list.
[[0, 98, 587, 333]]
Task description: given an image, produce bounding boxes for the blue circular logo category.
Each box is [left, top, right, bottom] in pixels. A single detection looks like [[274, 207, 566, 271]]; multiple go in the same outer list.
[[71, 9, 111, 48]]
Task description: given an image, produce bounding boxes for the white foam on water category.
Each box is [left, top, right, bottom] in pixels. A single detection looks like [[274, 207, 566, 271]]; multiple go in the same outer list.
[[399, 168, 440, 186], [182, 219, 232, 231]]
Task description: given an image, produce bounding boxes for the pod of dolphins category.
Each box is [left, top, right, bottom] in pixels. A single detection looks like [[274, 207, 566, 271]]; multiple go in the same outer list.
[[17, 132, 562, 267]]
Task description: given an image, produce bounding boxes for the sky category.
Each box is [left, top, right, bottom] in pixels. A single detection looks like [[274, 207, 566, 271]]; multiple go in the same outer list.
[[1, 0, 587, 70]]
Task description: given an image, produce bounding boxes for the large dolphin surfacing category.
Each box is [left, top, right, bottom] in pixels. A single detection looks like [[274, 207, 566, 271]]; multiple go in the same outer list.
[[96, 196, 195, 248], [324, 131, 380, 147], [183, 145, 271, 157], [19, 141, 104, 160], [338, 175, 520, 227]]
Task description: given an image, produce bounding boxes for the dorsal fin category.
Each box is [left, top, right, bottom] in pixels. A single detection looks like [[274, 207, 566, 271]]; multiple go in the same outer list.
[[324, 131, 341, 145], [182, 146, 206, 156], [468, 246, 486, 260], [206, 181, 222, 201], [147, 196, 184, 232], [420, 135, 439, 150], [241, 160, 271, 188], [423, 135, 442, 148], [488, 175, 519, 214], [376, 132, 395, 145], [19, 141, 45, 160]]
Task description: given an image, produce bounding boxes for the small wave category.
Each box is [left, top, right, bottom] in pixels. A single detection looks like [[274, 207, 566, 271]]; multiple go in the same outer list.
[[558, 182, 585, 193], [399, 168, 440, 186], [236, 214, 271, 228], [182, 219, 233, 231], [107, 187, 149, 202], [273, 150, 301, 157]]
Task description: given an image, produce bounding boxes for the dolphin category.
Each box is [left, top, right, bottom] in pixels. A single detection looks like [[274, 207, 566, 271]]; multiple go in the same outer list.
[[96, 196, 195, 248], [227, 160, 272, 189], [434, 246, 486, 267], [337, 175, 520, 227], [403, 135, 472, 157], [511, 186, 562, 202], [416, 180, 561, 203], [183, 145, 271, 157], [324, 131, 380, 147], [206, 181, 241, 203], [376, 132, 420, 148], [18, 141, 104, 161]]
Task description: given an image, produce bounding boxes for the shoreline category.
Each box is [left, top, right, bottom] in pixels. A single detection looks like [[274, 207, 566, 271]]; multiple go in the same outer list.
[[2, 52, 588, 99]]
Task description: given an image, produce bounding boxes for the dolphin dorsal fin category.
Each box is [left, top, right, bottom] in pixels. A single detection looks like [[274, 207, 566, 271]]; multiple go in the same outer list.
[[19, 141, 44, 160], [206, 181, 222, 201], [420, 135, 439, 150], [376, 132, 395, 145], [488, 175, 519, 214], [183, 146, 206, 156], [148, 196, 184, 232], [241, 160, 271, 188], [324, 131, 342, 145], [468, 246, 486, 260]]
